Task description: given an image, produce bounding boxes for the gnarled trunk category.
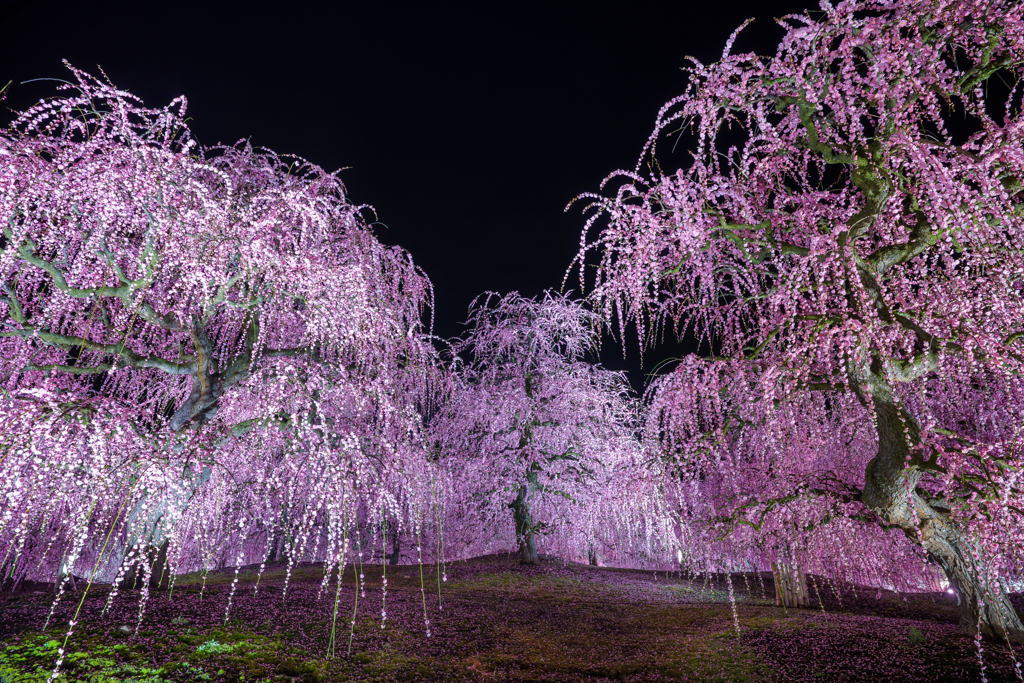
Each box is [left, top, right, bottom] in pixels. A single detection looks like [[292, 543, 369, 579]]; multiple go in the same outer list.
[[510, 485, 540, 565], [862, 381, 1024, 644], [925, 526, 1024, 642], [169, 318, 259, 432]]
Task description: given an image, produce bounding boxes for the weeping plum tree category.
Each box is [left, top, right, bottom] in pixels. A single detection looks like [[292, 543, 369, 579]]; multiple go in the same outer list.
[[645, 357, 959, 599], [577, 0, 1024, 641], [433, 291, 651, 565], [0, 66, 442, 621]]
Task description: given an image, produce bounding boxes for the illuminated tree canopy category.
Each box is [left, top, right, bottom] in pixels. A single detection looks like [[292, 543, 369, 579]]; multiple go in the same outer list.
[[577, 0, 1024, 642]]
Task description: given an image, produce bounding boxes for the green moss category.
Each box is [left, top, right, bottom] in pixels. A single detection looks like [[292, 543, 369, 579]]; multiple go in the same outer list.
[[275, 659, 324, 681], [0, 653, 166, 683], [359, 649, 417, 677], [194, 639, 235, 655]]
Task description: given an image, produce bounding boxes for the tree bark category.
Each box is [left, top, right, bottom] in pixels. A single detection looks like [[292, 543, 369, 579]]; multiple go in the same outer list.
[[122, 541, 170, 591], [169, 317, 258, 431], [924, 526, 1024, 642], [511, 485, 540, 565], [168, 322, 220, 431], [772, 562, 809, 608], [860, 377, 1024, 643]]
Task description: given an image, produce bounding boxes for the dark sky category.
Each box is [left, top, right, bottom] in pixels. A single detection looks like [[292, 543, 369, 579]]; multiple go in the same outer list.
[[1, 0, 813, 389]]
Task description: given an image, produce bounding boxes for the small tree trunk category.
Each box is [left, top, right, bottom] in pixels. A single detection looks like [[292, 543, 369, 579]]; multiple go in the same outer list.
[[588, 546, 598, 566], [123, 541, 170, 590], [510, 486, 539, 565], [268, 532, 285, 564], [150, 540, 170, 589], [772, 562, 809, 608], [387, 526, 401, 566]]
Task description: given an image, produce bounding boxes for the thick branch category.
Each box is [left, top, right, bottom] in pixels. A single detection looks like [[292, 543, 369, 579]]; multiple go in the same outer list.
[[0, 325, 196, 374], [866, 211, 942, 275], [12, 229, 186, 333]]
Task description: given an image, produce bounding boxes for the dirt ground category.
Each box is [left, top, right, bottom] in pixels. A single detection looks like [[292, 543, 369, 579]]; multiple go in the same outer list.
[[1, 555, 1022, 682]]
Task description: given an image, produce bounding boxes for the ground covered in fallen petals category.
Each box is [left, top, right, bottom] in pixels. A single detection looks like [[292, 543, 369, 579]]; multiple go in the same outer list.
[[2, 556, 1022, 682]]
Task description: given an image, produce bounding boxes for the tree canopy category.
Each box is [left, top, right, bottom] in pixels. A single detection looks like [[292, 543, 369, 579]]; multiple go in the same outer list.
[[0, 66, 443, 637], [576, 0, 1024, 642]]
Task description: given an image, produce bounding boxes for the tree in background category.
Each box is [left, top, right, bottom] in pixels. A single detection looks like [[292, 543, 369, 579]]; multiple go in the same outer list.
[[577, 0, 1024, 641], [432, 292, 662, 565], [0, 66, 442, 618]]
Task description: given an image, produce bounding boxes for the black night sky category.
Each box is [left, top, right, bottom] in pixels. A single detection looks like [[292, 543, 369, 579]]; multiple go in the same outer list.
[[1, 0, 811, 390]]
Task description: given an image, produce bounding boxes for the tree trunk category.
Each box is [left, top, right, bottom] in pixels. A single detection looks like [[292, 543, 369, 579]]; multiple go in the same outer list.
[[386, 524, 401, 566], [772, 562, 809, 608], [55, 557, 79, 593], [925, 529, 1024, 642], [861, 379, 1024, 643], [510, 485, 539, 565], [122, 541, 170, 591], [387, 536, 401, 566], [268, 531, 289, 564]]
